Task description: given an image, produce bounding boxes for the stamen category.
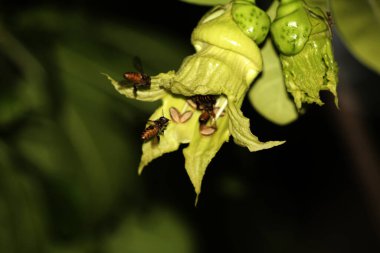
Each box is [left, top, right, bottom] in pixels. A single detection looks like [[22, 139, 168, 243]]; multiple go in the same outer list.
[[187, 99, 197, 109], [169, 107, 181, 123], [200, 125, 216, 136], [213, 107, 225, 118], [169, 106, 193, 123], [180, 111, 193, 123], [214, 97, 228, 121], [181, 102, 190, 113]]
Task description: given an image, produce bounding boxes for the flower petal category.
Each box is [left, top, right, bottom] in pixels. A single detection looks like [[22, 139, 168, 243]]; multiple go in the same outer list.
[[161, 2, 262, 102], [249, 38, 298, 125], [227, 101, 285, 151], [183, 110, 229, 204], [280, 38, 338, 109], [270, 1, 339, 109], [103, 71, 175, 102], [138, 94, 197, 174]]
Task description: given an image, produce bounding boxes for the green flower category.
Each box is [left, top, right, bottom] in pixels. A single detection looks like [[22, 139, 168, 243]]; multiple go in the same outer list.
[[105, 1, 284, 203], [270, 0, 338, 109]]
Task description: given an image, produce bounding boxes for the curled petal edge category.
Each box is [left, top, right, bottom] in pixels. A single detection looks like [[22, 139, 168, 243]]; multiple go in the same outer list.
[[227, 101, 285, 151], [102, 72, 175, 102]]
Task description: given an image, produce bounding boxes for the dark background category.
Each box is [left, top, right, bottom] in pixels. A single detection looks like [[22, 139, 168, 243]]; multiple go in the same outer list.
[[1, 1, 379, 252]]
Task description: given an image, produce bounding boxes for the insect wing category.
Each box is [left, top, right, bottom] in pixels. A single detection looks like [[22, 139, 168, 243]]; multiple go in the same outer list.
[[133, 56, 145, 74]]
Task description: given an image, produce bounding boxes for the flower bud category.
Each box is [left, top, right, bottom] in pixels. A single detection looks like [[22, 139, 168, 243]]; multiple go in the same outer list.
[[232, 0, 271, 44], [271, 0, 338, 109]]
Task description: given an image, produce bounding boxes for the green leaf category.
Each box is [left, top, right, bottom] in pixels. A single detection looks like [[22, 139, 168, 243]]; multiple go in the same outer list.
[[0, 23, 48, 112], [55, 41, 146, 218], [249, 38, 298, 125], [180, 0, 230, 6], [0, 142, 48, 253], [104, 208, 194, 253], [331, 0, 380, 74]]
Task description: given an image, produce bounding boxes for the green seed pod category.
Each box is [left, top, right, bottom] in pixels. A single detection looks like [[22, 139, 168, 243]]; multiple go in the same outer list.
[[270, 0, 312, 55], [232, 1, 271, 44]]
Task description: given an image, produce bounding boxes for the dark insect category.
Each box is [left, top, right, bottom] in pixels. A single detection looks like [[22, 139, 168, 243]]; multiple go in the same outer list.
[[190, 95, 217, 111], [326, 11, 334, 30], [141, 116, 169, 143], [198, 110, 212, 125], [189, 95, 217, 125], [123, 56, 151, 96]]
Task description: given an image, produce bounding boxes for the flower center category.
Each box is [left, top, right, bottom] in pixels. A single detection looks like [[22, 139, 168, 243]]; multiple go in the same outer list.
[[169, 95, 227, 136]]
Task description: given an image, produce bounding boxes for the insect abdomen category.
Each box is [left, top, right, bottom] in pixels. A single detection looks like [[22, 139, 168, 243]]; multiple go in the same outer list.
[[124, 72, 144, 84], [141, 125, 159, 141]]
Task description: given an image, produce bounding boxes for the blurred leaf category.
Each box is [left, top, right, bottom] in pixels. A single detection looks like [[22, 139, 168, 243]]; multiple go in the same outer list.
[[105, 208, 195, 253], [180, 0, 229, 6], [331, 0, 380, 74], [97, 21, 190, 73], [0, 92, 29, 126], [47, 245, 87, 253], [0, 23, 48, 106], [15, 118, 113, 233], [60, 100, 137, 220], [47, 240, 98, 253], [15, 119, 76, 177], [10, 6, 192, 241], [0, 142, 48, 253], [0, 22, 48, 126], [15, 66, 140, 235], [1, 4, 197, 251]]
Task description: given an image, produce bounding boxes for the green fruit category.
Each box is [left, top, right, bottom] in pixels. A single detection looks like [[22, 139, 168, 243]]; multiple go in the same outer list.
[[232, 1, 271, 45], [270, 0, 311, 55]]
